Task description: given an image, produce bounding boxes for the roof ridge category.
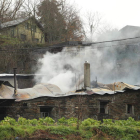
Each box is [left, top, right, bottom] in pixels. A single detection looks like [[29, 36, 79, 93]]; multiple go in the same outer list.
[[2, 17, 29, 24]]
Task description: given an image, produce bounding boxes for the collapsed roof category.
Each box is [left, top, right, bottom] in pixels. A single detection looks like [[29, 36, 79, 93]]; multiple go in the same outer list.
[[0, 81, 140, 102]]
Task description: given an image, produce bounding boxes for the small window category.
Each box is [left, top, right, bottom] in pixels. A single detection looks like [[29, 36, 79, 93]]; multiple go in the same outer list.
[[100, 101, 109, 114], [20, 34, 26, 41], [127, 104, 134, 114], [11, 28, 15, 37], [25, 23, 29, 30], [40, 106, 53, 118]]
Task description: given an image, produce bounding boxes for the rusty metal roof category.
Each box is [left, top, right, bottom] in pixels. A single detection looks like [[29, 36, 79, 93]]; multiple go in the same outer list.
[[89, 82, 140, 95], [0, 82, 140, 101]]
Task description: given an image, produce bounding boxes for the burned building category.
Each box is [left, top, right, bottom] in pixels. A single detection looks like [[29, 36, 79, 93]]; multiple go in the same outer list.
[[0, 81, 140, 121], [0, 62, 140, 121]]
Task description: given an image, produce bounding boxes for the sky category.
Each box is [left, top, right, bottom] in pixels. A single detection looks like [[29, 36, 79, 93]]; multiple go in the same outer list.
[[70, 0, 140, 29]]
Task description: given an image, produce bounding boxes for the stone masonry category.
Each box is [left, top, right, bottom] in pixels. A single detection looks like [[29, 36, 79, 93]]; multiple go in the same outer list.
[[4, 89, 140, 121]]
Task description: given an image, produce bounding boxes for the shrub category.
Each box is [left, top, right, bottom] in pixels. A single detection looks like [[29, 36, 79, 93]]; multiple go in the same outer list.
[[38, 118, 44, 125], [124, 127, 138, 139], [0, 117, 16, 125], [44, 117, 55, 125], [18, 117, 28, 125], [99, 125, 139, 140], [81, 118, 101, 126], [115, 117, 136, 126], [58, 117, 67, 125], [67, 117, 78, 126], [103, 119, 113, 125], [29, 119, 38, 126], [50, 125, 76, 135]]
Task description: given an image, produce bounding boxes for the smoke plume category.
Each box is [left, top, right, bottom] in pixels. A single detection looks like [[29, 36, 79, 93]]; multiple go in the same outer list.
[[35, 27, 140, 92]]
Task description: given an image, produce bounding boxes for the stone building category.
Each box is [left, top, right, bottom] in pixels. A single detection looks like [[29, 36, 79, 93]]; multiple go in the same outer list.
[[0, 81, 140, 121], [0, 62, 140, 121]]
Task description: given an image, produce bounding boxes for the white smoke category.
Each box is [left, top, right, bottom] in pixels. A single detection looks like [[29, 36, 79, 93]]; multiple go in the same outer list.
[[34, 46, 116, 93], [35, 27, 140, 92]]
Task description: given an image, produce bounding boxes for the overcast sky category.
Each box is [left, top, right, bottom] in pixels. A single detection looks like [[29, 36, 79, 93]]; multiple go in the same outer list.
[[71, 0, 140, 29]]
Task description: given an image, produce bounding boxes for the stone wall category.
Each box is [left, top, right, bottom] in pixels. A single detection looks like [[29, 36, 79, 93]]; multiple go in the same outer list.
[[5, 90, 140, 121]]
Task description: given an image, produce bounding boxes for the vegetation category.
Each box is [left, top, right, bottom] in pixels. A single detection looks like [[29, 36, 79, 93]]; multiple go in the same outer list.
[[0, 116, 140, 140], [0, 35, 21, 46], [0, 0, 85, 45]]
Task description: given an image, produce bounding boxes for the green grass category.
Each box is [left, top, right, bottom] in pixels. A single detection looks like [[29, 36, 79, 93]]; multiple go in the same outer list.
[[0, 117, 140, 140]]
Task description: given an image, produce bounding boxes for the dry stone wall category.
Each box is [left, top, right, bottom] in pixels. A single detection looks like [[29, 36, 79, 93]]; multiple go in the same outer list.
[[6, 90, 140, 121]]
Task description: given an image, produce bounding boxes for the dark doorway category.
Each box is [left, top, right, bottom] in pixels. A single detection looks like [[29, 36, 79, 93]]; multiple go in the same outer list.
[[0, 107, 6, 120], [0, 99, 15, 120], [40, 106, 53, 118]]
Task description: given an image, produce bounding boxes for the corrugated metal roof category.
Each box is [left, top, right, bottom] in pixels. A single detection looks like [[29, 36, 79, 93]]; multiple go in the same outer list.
[[89, 82, 140, 95], [0, 84, 14, 99], [0, 82, 140, 101]]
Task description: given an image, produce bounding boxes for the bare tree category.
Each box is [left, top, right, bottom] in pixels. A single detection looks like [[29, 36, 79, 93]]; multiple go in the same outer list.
[[61, 1, 84, 41], [83, 11, 102, 41], [0, 0, 25, 22], [96, 24, 119, 41]]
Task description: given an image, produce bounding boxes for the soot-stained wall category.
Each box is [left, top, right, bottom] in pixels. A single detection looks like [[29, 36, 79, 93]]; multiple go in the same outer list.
[[6, 90, 140, 121]]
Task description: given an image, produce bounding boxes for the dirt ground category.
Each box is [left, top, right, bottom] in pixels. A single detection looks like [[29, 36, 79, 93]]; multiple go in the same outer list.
[[17, 129, 114, 140], [19, 130, 83, 140]]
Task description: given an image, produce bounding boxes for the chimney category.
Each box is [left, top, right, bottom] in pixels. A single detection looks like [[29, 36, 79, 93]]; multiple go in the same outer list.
[[13, 68, 17, 96], [84, 61, 90, 89]]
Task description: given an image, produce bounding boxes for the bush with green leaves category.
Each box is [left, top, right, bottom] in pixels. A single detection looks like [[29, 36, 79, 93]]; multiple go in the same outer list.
[[29, 119, 38, 126], [99, 125, 139, 140], [0, 125, 26, 140], [81, 118, 101, 126], [0, 117, 16, 125], [18, 117, 28, 125], [44, 117, 55, 125], [58, 117, 78, 126], [114, 117, 137, 126], [103, 119, 113, 125], [58, 117, 67, 125], [38, 118, 44, 125], [38, 117, 55, 125], [67, 117, 78, 125], [49, 125, 76, 135], [0, 116, 140, 140]]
